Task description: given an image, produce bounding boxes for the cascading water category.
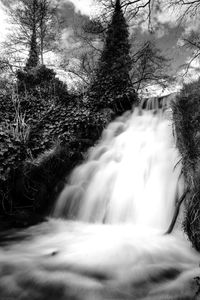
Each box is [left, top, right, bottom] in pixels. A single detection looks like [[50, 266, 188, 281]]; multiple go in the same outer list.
[[0, 108, 200, 300], [54, 108, 183, 232]]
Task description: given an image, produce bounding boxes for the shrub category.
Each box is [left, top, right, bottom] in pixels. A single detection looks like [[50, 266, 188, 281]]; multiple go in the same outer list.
[[8, 143, 83, 215], [172, 78, 200, 250], [16, 65, 70, 104]]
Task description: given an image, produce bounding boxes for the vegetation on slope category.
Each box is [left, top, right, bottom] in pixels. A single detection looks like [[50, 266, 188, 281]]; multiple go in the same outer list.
[[173, 78, 200, 251], [0, 0, 137, 228]]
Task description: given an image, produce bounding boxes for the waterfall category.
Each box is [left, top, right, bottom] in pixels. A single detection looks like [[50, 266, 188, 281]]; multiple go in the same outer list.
[[54, 108, 184, 232], [1, 108, 200, 300]]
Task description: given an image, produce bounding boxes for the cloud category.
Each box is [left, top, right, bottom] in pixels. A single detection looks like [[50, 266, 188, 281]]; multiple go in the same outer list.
[[155, 26, 168, 39], [54, 1, 91, 28], [182, 19, 200, 39], [155, 5, 179, 27], [51, 0, 93, 54], [176, 55, 200, 86], [0, 3, 11, 43], [53, 0, 96, 18], [60, 27, 82, 51], [0, 0, 15, 8], [69, 0, 96, 16], [176, 38, 184, 47]]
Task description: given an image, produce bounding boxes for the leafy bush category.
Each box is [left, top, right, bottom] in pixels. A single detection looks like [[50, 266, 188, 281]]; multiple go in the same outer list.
[[17, 65, 55, 88], [0, 123, 28, 215], [16, 65, 70, 104], [0, 76, 114, 216], [0, 2, 139, 222], [8, 144, 83, 215], [172, 77, 200, 251]]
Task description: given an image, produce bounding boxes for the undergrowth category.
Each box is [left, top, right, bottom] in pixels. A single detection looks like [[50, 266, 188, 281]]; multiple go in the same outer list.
[[172, 78, 200, 251]]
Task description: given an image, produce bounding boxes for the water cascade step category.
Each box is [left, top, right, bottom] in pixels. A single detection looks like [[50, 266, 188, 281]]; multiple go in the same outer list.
[[1, 108, 199, 300], [54, 109, 184, 232]]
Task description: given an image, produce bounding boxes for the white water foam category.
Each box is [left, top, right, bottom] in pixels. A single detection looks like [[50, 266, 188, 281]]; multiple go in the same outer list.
[[54, 109, 183, 232], [0, 109, 199, 300], [0, 219, 199, 300]]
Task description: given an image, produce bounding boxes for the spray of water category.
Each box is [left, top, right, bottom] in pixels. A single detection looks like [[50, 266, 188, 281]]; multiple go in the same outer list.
[[0, 109, 200, 300], [54, 108, 183, 232]]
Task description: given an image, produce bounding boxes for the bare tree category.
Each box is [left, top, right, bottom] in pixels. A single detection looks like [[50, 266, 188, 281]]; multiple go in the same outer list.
[[179, 31, 200, 75], [169, 0, 200, 20], [96, 0, 155, 30], [59, 4, 173, 94], [25, 0, 39, 69], [2, 0, 57, 68], [131, 41, 173, 94], [58, 18, 105, 90], [66, 52, 99, 87], [168, 0, 200, 75], [37, 0, 58, 64]]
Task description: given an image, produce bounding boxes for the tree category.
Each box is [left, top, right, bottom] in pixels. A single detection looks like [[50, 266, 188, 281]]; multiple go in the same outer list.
[[2, 0, 57, 68], [169, 0, 200, 19], [37, 0, 58, 64], [58, 18, 105, 92], [177, 30, 200, 76], [131, 41, 173, 95], [96, 0, 154, 30], [0, 58, 10, 74], [86, 0, 137, 113], [25, 0, 39, 69], [168, 0, 200, 75]]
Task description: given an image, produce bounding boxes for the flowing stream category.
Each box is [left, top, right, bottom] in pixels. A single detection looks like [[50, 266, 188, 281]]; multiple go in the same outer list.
[[54, 108, 183, 230], [0, 108, 200, 300]]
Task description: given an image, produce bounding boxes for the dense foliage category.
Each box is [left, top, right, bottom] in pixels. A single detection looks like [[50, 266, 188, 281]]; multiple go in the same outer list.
[[86, 0, 138, 114], [0, 65, 72, 218], [173, 78, 200, 250], [0, 77, 117, 223], [0, 1, 137, 226]]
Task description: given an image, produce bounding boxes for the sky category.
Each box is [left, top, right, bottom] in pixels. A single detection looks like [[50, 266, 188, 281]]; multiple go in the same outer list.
[[70, 0, 96, 15], [0, 0, 97, 42], [131, 4, 200, 92], [0, 2, 9, 42], [0, 0, 199, 96]]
